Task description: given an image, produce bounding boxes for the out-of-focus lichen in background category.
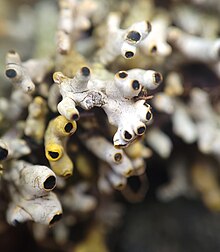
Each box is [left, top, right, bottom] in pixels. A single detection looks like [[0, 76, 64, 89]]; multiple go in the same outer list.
[[0, 0, 220, 251]]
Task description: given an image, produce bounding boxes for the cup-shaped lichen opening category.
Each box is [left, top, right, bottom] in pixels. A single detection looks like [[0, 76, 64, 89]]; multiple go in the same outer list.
[[113, 152, 123, 163], [136, 125, 146, 136], [154, 72, 163, 85], [64, 122, 74, 133], [63, 171, 72, 178], [47, 150, 61, 160], [80, 66, 90, 77], [49, 213, 62, 226], [150, 45, 157, 54], [123, 130, 133, 141], [12, 219, 20, 226], [43, 175, 56, 191], [146, 110, 152, 121], [125, 51, 134, 58], [0, 147, 8, 161], [46, 144, 63, 161], [5, 69, 17, 79], [118, 71, 128, 79], [54, 116, 77, 136], [126, 31, 141, 43], [71, 113, 80, 121], [131, 80, 141, 91]]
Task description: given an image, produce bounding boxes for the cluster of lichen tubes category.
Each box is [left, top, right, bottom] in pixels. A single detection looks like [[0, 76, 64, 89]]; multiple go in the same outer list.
[[0, 0, 220, 249]]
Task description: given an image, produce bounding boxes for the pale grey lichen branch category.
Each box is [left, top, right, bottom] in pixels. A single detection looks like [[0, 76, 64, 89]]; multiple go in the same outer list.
[[168, 27, 220, 63], [57, 0, 97, 54], [139, 11, 172, 57], [0, 89, 32, 122], [95, 12, 152, 65], [5, 50, 53, 93], [4, 160, 62, 226]]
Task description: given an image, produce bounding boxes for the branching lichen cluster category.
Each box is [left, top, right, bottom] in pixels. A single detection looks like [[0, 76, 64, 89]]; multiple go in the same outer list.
[[0, 0, 220, 250]]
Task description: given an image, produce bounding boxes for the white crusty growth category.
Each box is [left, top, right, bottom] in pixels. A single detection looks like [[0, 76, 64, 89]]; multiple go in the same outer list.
[[157, 157, 192, 202], [152, 92, 175, 114], [54, 67, 107, 121], [172, 101, 197, 144], [139, 11, 172, 57], [100, 69, 161, 147], [5, 51, 53, 93], [5, 51, 35, 93], [82, 135, 133, 177], [57, 0, 97, 54], [22, 57, 54, 84], [4, 160, 62, 226], [189, 88, 220, 156], [62, 183, 97, 213], [7, 191, 62, 226], [146, 128, 173, 158], [98, 161, 127, 191], [4, 160, 57, 200], [2, 126, 31, 159], [0, 89, 32, 122], [96, 12, 152, 65], [168, 27, 220, 63], [54, 66, 162, 147]]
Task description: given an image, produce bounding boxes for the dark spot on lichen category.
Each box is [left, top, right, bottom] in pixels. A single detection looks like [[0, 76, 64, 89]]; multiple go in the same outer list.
[[72, 113, 79, 121], [151, 46, 157, 54], [125, 51, 134, 58], [49, 214, 62, 225], [0, 147, 8, 161], [64, 122, 73, 133], [137, 126, 146, 135], [146, 21, 152, 32], [118, 71, 128, 78], [81, 67, 90, 77], [132, 80, 140, 90], [127, 31, 141, 42], [44, 176, 56, 190], [114, 153, 122, 162], [154, 72, 162, 84], [146, 111, 152, 121], [5, 69, 17, 78], [124, 131, 132, 140], [48, 151, 59, 159]]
